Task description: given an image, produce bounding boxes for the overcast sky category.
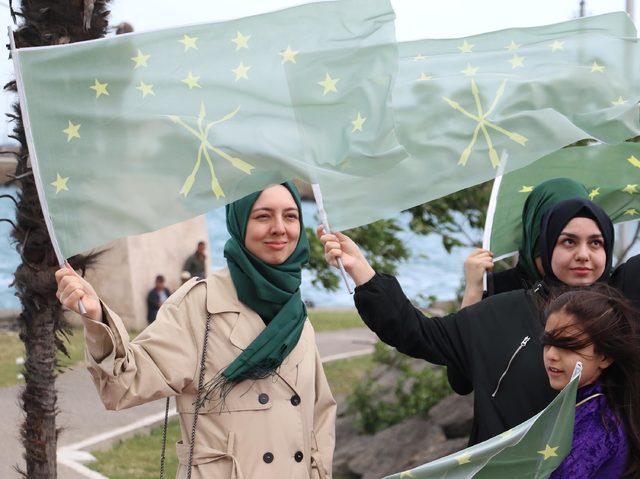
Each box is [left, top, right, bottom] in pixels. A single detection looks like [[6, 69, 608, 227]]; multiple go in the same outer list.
[[0, 0, 636, 143]]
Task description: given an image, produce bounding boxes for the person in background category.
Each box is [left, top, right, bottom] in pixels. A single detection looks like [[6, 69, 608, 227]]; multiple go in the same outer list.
[[542, 285, 639, 479], [183, 241, 207, 279], [146, 275, 171, 324]]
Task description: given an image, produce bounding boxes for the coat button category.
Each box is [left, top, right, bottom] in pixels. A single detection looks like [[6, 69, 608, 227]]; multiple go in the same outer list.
[[263, 452, 274, 464], [294, 451, 304, 462], [258, 393, 269, 405], [290, 394, 301, 406]]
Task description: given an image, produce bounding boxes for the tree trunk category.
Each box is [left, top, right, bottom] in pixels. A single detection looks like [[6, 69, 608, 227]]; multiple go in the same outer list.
[[5, 1, 111, 476]]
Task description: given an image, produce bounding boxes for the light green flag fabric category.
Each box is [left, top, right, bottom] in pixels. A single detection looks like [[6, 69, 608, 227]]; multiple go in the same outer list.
[[13, 0, 401, 259], [489, 142, 640, 259], [308, 13, 640, 231], [386, 364, 582, 479]]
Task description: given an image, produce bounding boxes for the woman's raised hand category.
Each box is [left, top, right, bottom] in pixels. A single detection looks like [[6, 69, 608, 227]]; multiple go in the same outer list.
[[316, 225, 375, 286], [55, 265, 102, 322], [461, 248, 494, 308]]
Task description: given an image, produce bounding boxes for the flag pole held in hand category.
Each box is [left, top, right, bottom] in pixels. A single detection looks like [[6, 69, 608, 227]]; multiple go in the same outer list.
[[312, 183, 354, 294]]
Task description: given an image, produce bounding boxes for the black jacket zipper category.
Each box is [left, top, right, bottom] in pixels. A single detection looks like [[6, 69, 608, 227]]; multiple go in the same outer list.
[[491, 335, 530, 398]]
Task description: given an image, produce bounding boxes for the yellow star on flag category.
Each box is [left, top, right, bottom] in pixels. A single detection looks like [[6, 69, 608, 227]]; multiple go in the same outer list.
[[461, 63, 479, 76], [179, 34, 198, 51], [136, 81, 155, 98], [89, 79, 108, 98], [231, 31, 250, 51], [182, 72, 201, 89], [412, 53, 427, 61], [318, 73, 339, 95], [231, 62, 251, 81], [131, 49, 150, 69], [611, 96, 627, 106], [505, 40, 521, 51], [351, 112, 366, 132], [279, 46, 299, 64], [456, 454, 472, 465], [590, 61, 605, 73], [550, 40, 565, 52], [458, 40, 474, 53], [519, 185, 534, 193], [508, 54, 525, 69], [50, 173, 69, 194], [417, 72, 432, 82], [624, 208, 639, 216], [622, 184, 638, 194], [62, 121, 81, 142], [629, 155, 640, 169], [589, 187, 600, 200], [538, 444, 559, 460]]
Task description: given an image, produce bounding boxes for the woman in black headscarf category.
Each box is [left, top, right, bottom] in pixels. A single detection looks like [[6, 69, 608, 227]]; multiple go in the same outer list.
[[318, 198, 617, 445]]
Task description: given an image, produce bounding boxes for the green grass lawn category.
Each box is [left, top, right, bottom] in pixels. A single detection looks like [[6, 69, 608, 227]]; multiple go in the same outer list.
[[0, 326, 141, 388], [89, 351, 374, 478], [0, 328, 87, 388], [308, 309, 364, 332]]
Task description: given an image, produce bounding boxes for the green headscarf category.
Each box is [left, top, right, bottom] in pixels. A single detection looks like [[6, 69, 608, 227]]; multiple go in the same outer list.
[[219, 181, 309, 387], [518, 178, 589, 281]]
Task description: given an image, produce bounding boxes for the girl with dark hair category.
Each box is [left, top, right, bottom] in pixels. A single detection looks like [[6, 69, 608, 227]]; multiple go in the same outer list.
[[542, 285, 640, 478], [56, 183, 336, 479], [319, 197, 617, 445]]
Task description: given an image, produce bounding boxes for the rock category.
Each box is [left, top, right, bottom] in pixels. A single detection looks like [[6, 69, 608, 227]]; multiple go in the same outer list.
[[405, 437, 469, 469], [428, 394, 474, 439], [333, 415, 373, 476], [347, 417, 446, 479]]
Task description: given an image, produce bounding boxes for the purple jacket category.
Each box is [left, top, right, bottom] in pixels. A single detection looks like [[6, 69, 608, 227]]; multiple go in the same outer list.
[[551, 381, 628, 479]]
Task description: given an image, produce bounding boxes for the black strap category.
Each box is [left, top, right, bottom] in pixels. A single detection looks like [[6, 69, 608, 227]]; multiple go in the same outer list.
[[160, 311, 213, 478]]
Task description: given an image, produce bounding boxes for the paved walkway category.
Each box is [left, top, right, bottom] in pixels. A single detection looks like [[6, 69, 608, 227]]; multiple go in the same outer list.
[[0, 327, 377, 479]]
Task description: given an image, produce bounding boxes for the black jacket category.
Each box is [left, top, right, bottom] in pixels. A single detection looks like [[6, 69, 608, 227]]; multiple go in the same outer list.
[[355, 273, 557, 445]]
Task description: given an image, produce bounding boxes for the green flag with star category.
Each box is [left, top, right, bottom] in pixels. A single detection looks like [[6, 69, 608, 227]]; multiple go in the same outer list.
[[489, 142, 640, 260], [12, 0, 403, 259], [305, 12, 640, 232], [386, 364, 582, 479]]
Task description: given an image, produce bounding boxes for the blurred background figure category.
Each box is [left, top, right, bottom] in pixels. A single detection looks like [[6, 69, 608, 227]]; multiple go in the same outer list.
[[183, 241, 207, 279], [146, 275, 171, 324]]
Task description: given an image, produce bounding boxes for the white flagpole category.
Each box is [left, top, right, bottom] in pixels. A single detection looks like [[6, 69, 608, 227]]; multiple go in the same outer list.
[[311, 183, 354, 294], [481, 150, 509, 292], [8, 28, 87, 315]]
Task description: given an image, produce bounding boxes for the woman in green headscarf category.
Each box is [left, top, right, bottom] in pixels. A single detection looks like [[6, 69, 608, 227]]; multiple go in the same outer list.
[[461, 178, 589, 308], [55, 182, 337, 479]]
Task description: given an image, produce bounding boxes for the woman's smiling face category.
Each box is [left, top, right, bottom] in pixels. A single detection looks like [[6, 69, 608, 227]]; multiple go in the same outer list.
[[244, 185, 300, 265], [550, 217, 606, 286]]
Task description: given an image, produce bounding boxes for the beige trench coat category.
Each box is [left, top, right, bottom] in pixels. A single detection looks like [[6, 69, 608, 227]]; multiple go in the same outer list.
[[82, 268, 336, 479]]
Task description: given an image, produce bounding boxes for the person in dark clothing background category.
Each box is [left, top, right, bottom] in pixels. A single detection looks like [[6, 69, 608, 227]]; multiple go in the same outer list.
[[183, 241, 207, 279], [146, 275, 171, 324], [318, 198, 617, 445]]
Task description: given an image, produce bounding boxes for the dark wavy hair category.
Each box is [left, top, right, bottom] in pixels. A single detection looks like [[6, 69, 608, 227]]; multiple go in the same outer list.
[[542, 284, 640, 478]]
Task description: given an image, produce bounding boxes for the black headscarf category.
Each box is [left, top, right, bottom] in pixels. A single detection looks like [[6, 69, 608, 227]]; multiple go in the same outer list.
[[610, 255, 640, 309], [538, 198, 615, 285]]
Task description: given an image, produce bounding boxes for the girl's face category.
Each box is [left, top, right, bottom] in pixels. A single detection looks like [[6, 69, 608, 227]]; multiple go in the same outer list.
[[543, 310, 612, 390], [550, 217, 606, 286], [244, 185, 300, 265]]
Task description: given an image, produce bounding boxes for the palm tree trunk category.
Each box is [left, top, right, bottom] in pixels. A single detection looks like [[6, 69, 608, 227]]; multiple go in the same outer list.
[[5, 1, 111, 476]]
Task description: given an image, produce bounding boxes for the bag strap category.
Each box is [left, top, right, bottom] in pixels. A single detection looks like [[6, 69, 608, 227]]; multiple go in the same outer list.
[[160, 310, 213, 479]]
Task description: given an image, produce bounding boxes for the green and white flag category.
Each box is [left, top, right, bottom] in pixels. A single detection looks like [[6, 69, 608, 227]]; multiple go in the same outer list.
[[12, 0, 402, 259], [308, 13, 640, 231], [386, 363, 582, 479], [489, 143, 640, 259]]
